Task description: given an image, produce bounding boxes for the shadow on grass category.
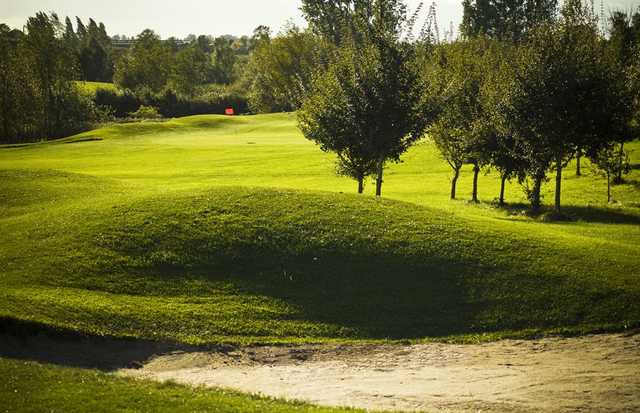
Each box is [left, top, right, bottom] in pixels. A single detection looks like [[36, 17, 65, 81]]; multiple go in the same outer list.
[[0, 318, 214, 371], [490, 201, 640, 225], [7, 188, 639, 369], [95, 229, 639, 341]]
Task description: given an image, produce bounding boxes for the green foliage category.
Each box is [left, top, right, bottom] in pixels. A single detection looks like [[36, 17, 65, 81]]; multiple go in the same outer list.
[[460, 0, 558, 42], [590, 144, 631, 202], [211, 37, 237, 85], [114, 30, 173, 93], [299, 0, 430, 197], [170, 45, 211, 96], [428, 38, 502, 201], [0, 14, 95, 142], [128, 105, 161, 119], [245, 26, 320, 113], [93, 87, 248, 119], [495, 3, 632, 211]]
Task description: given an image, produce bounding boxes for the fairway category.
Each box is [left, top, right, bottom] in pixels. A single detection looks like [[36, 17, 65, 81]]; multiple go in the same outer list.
[[1, 113, 639, 345]]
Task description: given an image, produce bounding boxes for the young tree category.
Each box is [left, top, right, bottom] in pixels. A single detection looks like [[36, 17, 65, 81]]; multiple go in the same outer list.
[[299, 0, 431, 197], [428, 38, 497, 202], [298, 64, 377, 193], [430, 120, 467, 199], [500, 0, 630, 213], [591, 144, 631, 203]]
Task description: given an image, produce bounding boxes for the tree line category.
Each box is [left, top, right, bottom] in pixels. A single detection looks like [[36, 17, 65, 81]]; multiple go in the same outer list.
[[0, 13, 278, 142], [294, 0, 639, 214], [0, 14, 95, 141]]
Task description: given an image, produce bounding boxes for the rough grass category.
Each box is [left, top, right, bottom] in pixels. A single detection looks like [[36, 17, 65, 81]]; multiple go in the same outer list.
[[0, 113, 639, 345], [0, 358, 360, 413]]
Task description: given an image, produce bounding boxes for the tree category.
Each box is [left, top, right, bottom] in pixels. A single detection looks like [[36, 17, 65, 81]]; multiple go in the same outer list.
[[171, 45, 210, 96], [298, 53, 377, 193], [461, 0, 558, 42], [114, 30, 173, 92], [299, 0, 431, 197], [0, 24, 27, 141], [301, 0, 366, 45], [608, 8, 640, 183], [591, 144, 631, 203], [246, 26, 319, 113], [23, 12, 79, 139], [500, 0, 630, 213], [428, 38, 497, 202], [211, 37, 236, 84]]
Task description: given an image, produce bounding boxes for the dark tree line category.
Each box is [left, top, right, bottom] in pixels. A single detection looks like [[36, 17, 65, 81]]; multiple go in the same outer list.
[[0, 14, 94, 142], [64, 17, 114, 82]]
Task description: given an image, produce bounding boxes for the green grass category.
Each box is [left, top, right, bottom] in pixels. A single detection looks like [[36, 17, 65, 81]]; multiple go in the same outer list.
[[75, 81, 118, 96], [0, 358, 359, 413], [0, 113, 639, 345]]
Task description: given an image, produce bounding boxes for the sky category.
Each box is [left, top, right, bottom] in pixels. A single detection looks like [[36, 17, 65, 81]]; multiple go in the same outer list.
[[2, 0, 639, 39]]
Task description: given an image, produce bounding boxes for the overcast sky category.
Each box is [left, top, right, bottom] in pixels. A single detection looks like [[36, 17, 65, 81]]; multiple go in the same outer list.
[[2, 0, 639, 39]]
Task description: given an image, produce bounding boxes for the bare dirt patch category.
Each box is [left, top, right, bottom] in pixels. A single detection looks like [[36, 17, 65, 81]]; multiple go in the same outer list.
[[118, 333, 640, 412]]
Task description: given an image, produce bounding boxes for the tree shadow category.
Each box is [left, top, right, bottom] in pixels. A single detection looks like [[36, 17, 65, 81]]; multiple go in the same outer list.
[[488, 200, 640, 225], [559, 205, 640, 225]]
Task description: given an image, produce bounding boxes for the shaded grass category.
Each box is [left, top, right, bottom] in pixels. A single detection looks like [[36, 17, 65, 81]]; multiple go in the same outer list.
[[0, 358, 361, 413]]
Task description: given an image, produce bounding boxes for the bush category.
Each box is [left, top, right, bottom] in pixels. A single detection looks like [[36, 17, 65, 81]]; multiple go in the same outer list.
[[92, 86, 249, 120], [128, 105, 162, 119]]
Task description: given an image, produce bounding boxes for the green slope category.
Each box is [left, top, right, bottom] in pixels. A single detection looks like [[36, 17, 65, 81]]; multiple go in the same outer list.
[[1, 113, 639, 344]]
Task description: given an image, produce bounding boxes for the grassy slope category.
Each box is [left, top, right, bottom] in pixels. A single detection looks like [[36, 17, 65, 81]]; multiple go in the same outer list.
[[0, 358, 358, 413], [75, 81, 118, 96], [0, 113, 639, 345]]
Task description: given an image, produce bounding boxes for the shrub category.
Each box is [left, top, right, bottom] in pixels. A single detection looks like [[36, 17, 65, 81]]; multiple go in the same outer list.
[[128, 105, 162, 119]]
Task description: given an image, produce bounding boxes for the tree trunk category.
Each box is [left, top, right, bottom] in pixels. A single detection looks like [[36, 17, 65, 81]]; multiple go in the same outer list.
[[607, 171, 611, 203], [530, 174, 543, 213], [471, 161, 480, 203], [450, 166, 460, 200], [375, 160, 384, 197], [615, 142, 625, 184], [554, 156, 563, 214], [357, 177, 364, 194], [576, 151, 582, 176], [499, 173, 507, 206]]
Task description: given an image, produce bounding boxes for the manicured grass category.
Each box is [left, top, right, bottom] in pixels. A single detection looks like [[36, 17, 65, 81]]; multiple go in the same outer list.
[[0, 358, 359, 413], [0, 113, 639, 345]]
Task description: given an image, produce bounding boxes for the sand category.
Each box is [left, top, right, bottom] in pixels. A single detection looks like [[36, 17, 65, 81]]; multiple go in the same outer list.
[[119, 333, 640, 412]]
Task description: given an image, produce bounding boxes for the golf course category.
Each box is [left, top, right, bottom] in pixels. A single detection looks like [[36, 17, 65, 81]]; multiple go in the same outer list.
[[1, 113, 639, 411]]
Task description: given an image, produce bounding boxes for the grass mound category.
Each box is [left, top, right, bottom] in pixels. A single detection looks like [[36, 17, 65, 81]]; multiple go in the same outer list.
[[1, 175, 638, 343], [0, 113, 639, 344]]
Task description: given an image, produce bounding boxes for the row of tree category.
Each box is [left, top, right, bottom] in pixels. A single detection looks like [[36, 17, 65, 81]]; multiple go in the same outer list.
[[0, 13, 265, 142], [296, 0, 639, 213], [113, 30, 253, 95]]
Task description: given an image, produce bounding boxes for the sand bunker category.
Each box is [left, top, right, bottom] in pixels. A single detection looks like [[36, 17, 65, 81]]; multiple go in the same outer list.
[[119, 333, 640, 412]]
